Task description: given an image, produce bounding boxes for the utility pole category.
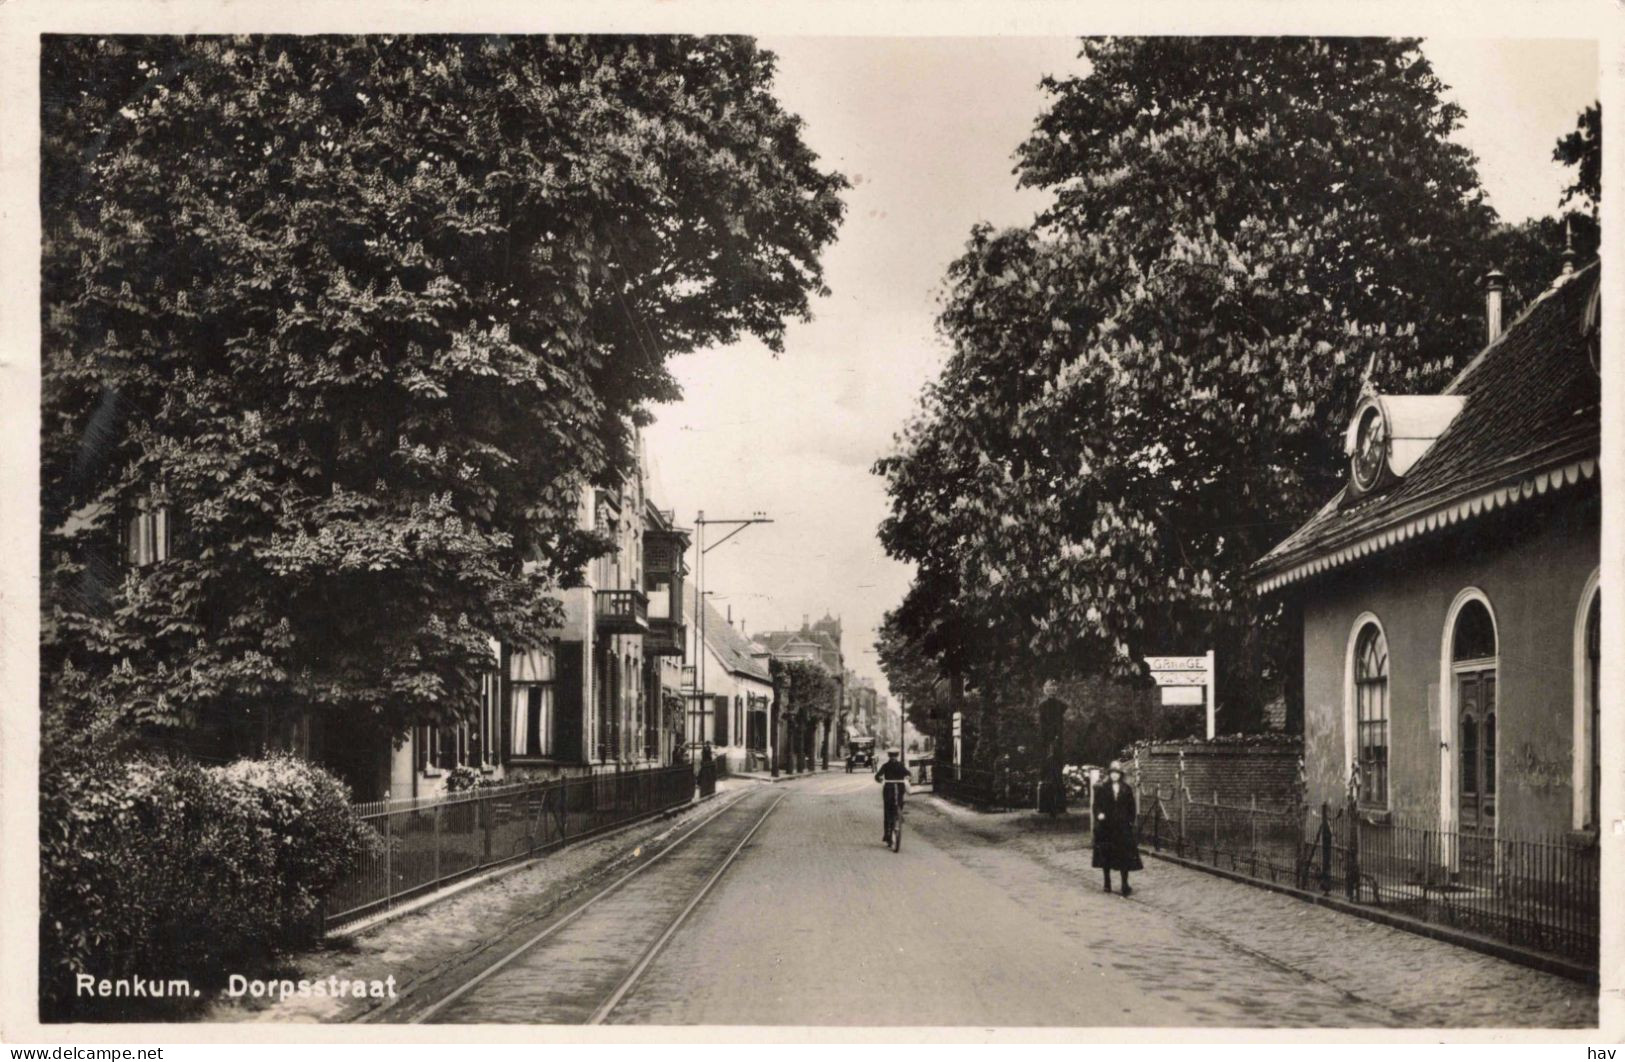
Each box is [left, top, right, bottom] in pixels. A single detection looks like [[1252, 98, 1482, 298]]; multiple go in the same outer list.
[[694, 511, 772, 754]]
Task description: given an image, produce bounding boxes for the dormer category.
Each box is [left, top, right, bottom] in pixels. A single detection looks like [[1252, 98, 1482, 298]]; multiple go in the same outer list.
[[1343, 393, 1466, 498]]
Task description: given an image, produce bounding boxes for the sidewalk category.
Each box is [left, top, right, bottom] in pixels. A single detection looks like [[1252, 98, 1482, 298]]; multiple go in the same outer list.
[[921, 794, 1597, 1028], [203, 783, 753, 1023]]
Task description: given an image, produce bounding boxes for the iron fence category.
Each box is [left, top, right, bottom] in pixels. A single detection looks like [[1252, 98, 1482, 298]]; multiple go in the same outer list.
[[1140, 787, 1305, 886], [934, 763, 1038, 810], [1324, 812, 1600, 965], [1137, 786, 1599, 968], [322, 764, 695, 930]]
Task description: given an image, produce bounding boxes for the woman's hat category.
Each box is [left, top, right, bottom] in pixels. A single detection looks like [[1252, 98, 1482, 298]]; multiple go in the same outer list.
[[1108, 760, 1125, 773]]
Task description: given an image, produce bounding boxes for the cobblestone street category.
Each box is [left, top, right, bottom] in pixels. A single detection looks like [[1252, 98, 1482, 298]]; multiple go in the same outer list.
[[918, 794, 1597, 1028]]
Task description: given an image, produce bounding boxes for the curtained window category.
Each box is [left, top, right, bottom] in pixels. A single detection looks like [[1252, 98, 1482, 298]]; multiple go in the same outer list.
[[510, 646, 556, 758]]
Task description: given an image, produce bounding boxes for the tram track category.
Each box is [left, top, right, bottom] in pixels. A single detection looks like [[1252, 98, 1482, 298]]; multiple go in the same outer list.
[[358, 786, 784, 1025]]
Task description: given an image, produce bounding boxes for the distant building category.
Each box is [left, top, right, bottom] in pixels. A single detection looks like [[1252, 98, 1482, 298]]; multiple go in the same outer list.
[[754, 613, 846, 771], [843, 671, 880, 753], [756, 612, 844, 675]]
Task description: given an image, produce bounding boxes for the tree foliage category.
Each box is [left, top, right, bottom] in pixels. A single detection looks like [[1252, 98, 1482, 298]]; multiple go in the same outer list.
[[1555, 102, 1601, 214], [877, 38, 1515, 736], [874, 608, 948, 734], [770, 657, 837, 719], [42, 35, 845, 743]]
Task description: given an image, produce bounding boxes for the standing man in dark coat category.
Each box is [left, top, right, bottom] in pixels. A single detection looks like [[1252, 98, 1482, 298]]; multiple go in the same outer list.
[[698, 741, 717, 797], [1092, 760, 1144, 896]]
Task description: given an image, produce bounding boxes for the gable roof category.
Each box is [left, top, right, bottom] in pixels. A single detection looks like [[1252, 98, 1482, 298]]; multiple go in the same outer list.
[[754, 628, 840, 660], [1254, 262, 1600, 593], [692, 591, 772, 684]]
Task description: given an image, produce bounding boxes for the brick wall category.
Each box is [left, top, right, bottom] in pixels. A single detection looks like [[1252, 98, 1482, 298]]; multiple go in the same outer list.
[[1126, 738, 1303, 808]]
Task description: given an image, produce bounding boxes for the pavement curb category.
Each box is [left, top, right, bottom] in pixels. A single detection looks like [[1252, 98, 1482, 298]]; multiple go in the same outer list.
[[1140, 847, 1598, 986], [327, 789, 726, 940], [723, 768, 834, 784]]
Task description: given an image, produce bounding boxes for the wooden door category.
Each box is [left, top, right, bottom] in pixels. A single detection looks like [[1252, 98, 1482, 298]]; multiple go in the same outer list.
[[1456, 667, 1497, 874]]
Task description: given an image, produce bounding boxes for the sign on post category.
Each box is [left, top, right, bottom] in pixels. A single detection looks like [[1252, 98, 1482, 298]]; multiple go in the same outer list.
[[1144, 656, 1207, 672], [1147, 650, 1216, 739]]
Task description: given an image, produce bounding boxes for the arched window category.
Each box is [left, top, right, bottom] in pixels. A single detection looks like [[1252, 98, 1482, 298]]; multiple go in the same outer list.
[[1453, 600, 1497, 663], [1354, 624, 1390, 807], [1587, 594, 1601, 827], [1452, 596, 1498, 837], [1573, 578, 1603, 829]]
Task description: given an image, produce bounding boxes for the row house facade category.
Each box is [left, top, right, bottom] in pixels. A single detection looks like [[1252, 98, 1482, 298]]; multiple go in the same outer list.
[[1254, 258, 1602, 845], [683, 588, 774, 772], [65, 423, 696, 804], [377, 439, 693, 801]]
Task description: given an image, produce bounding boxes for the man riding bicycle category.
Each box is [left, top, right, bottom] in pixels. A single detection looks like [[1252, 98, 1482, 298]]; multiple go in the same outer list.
[[874, 747, 911, 845]]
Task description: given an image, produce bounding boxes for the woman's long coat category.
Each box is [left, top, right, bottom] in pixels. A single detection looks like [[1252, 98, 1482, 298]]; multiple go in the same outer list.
[[1091, 781, 1145, 871]]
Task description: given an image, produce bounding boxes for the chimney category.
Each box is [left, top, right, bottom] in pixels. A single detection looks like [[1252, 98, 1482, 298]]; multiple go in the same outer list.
[[1483, 269, 1506, 344], [727, 604, 733, 626], [1560, 216, 1577, 278]]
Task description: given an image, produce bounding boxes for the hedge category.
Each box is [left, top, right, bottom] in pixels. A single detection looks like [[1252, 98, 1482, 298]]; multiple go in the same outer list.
[[40, 752, 372, 1020]]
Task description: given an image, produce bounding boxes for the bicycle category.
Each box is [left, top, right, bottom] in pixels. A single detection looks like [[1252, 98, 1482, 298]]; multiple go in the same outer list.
[[883, 778, 908, 853]]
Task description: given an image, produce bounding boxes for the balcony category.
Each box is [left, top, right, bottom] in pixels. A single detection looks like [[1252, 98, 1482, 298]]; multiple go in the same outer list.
[[646, 619, 686, 657], [594, 588, 649, 635]]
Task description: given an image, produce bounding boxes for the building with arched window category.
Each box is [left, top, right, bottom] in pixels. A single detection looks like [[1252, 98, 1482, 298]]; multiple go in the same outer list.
[[1254, 260, 1601, 841]]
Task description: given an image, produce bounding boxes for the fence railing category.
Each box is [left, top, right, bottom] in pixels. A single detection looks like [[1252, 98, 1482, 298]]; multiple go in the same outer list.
[[1329, 812, 1600, 965], [933, 763, 1039, 810], [1138, 786, 1599, 969], [323, 764, 695, 930], [1140, 787, 1305, 887]]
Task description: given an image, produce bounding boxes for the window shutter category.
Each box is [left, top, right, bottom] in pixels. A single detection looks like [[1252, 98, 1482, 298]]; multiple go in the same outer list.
[[714, 694, 729, 747], [555, 641, 585, 763]]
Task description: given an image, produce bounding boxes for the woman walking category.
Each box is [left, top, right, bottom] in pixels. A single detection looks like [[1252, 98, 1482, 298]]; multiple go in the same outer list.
[[1092, 761, 1144, 896]]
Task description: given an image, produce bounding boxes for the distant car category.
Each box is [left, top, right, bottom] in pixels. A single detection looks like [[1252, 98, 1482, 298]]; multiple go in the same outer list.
[[846, 737, 876, 772]]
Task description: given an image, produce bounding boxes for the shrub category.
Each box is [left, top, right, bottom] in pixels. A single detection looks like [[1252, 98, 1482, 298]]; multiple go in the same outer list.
[[40, 751, 369, 1020], [1061, 764, 1097, 800], [443, 764, 488, 792]]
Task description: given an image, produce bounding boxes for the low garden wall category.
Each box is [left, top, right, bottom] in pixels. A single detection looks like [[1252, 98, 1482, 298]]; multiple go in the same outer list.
[[1126, 734, 1303, 807]]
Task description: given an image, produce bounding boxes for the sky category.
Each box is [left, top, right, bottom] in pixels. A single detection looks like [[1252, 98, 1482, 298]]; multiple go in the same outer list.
[[640, 37, 1599, 704]]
